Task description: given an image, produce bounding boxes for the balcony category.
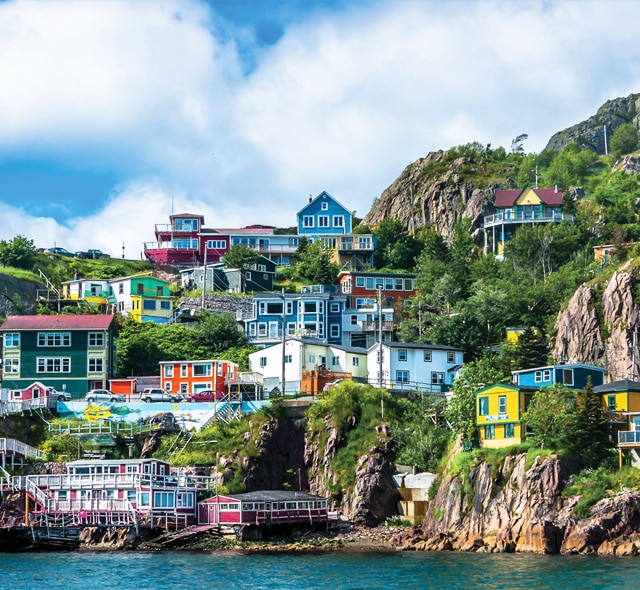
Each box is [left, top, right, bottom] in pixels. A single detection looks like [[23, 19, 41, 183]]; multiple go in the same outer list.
[[361, 320, 396, 331], [336, 236, 374, 252], [618, 430, 640, 446], [484, 210, 574, 228]]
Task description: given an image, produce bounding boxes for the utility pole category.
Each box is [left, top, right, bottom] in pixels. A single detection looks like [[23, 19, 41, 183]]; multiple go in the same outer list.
[[378, 288, 383, 388], [201, 244, 208, 311], [281, 288, 286, 397]]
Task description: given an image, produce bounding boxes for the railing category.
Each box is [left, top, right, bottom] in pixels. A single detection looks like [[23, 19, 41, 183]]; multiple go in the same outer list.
[[0, 398, 50, 416], [0, 437, 43, 460], [367, 378, 448, 393], [226, 372, 264, 386], [48, 420, 165, 437], [360, 321, 396, 331], [618, 430, 640, 445], [484, 210, 574, 227], [336, 238, 374, 251]]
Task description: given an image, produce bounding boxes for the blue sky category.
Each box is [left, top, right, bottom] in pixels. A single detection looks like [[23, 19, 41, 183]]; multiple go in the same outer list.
[[0, 0, 639, 258]]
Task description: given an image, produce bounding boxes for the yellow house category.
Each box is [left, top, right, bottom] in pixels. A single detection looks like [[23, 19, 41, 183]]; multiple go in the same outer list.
[[475, 384, 537, 448], [595, 380, 640, 465]]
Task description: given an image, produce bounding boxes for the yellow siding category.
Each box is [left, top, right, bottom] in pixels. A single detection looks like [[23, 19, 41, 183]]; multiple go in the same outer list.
[[515, 187, 543, 205], [628, 392, 640, 413]]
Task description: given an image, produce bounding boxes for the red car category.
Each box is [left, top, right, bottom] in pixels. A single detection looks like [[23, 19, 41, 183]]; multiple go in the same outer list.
[[187, 390, 224, 402]]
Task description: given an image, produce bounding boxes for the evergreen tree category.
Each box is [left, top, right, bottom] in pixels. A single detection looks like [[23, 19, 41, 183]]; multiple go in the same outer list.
[[569, 378, 615, 468], [523, 383, 575, 449]]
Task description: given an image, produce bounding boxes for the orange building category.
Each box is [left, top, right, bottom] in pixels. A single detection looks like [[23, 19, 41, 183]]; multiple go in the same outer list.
[[159, 359, 239, 397]]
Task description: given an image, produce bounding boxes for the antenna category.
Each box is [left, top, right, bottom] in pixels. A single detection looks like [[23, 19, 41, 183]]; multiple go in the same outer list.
[[631, 329, 637, 381], [560, 323, 568, 364]]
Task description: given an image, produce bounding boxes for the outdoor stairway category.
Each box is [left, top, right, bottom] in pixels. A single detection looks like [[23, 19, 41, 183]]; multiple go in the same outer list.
[[167, 430, 193, 460], [140, 524, 221, 549]]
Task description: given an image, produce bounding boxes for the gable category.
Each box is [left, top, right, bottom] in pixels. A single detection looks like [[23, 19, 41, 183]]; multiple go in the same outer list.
[[297, 191, 350, 217], [515, 187, 544, 205]]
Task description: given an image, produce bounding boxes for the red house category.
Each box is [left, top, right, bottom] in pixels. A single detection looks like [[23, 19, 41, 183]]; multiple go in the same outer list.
[[338, 271, 416, 310], [198, 491, 328, 531]]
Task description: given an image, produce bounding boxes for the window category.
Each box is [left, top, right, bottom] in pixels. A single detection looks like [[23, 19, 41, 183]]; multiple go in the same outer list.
[[308, 354, 316, 364], [333, 215, 344, 228], [329, 302, 340, 313], [504, 423, 515, 438], [154, 492, 175, 508], [88, 358, 104, 373], [330, 324, 340, 338], [321, 202, 328, 210], [180, 383, 188, 394], [284, 355, 292, 363], [88, 332, 104, 347], [127, 490, 136, 503], [207, 239, 226, 249], [396, 370, 409, 384], [431, 372, 444, 385], [422, 350, 432, 363], [164, 365, 174, 378], [479, 397, 489, 416], [160, 301, 171, 310], [498, 395, 506, 414], [119, 283, 124, 294], [398, 349, 407, 362], [193, 363, 212, 377], [37, 358, 70, 373], [259, 357, 267, 368], [352, 357, 360, 367], [563, 369, 574, 386], [355, 277, 365, 287], [318, 215, 329, 228], [484, 425, 495, 440], [331, 356, 339, 366], [4, 333, 19, 347], [608, 395, 616, 412], [350, 315, 358, 325], [447, 352, 455, 363], [543, 369, 551, 381], [304, 301, 318, 313], [177, 493, 194, 508], [37, 332, 71, 347], [303, 216, 314, 228], [534, 371, 542, 383], [143, 300, 156, 310], [4, 359, 19, 374]]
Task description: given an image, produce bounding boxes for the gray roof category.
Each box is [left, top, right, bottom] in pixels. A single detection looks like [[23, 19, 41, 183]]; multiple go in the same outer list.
[[213, 490, 324, 502], [594, 379, 640, 393]]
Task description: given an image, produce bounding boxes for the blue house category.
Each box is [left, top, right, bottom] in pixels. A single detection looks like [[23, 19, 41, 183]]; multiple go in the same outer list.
[[512, 363, 604, 389], [245, 287, 346, 348], [297, 191, 353, 236]]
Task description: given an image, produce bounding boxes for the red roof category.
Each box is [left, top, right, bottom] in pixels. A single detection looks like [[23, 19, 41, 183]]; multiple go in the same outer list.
[[0, 315, 115, 331], [495, 188, 563, 207]]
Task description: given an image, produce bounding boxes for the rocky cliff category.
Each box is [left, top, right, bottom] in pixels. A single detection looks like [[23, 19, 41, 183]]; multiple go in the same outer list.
[[363, 152, 495, 240], [0, 274, 41, 316], [544, 92, 640, 154], [394, 453, 640, 555], [551, 266, 640, 381]]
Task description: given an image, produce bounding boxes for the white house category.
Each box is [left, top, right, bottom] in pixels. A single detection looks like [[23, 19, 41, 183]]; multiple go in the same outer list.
[[249, 337, 368, 395], [367, 342, 464, 392]]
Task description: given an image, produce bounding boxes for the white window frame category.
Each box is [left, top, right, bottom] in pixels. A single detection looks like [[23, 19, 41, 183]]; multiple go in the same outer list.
[[303, 216, 314, 228], [333, 215, 344, 228], [317, 215, 329, 228]]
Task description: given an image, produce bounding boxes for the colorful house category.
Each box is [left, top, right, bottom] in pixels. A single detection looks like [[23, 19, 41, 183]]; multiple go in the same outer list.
[[297, 191, 353, 236], [594, 380, 640, 465], [60, 279, 111, 311], [483, 187, 573, 257], [475, 384, 538, 448], [159, 359, 239, 397], [0, 315, 117, 395], [366, 342, 463, 393], [476, 363, 605, 449], [109, 274, 173, 323]]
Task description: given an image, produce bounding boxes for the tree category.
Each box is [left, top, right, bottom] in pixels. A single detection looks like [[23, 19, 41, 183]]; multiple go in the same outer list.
[[609, 123, 639, 159], [0, 235, 37, 269], [373, 218, 422, 271], [568, 378, 615, 468], [192, 312, 248, 355], [295, 241, 339, 285], [445, 357, 509, 442], [523, 384, 575, 449], [449, 217, 476, 297]]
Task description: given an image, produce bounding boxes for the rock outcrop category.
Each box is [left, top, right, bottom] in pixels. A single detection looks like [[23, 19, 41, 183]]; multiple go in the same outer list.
[[394, 453, 640, 555], [551, 268, 640, 380], [544, 92, 640, 154], [363, 152, 495, 239]]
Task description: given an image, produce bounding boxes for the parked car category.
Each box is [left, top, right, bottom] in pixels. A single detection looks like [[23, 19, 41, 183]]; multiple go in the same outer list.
[[138, 388, 184, 403], [322, 379, 344, 392], [85, 389, 125, 403], [49, 388, 72, 401], [75, 249, 110, 259], [186, 390, 224, 402], [47, 247, 75, 257]]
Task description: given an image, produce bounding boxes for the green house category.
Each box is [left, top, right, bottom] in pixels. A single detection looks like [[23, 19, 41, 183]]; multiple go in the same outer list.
[[1, 315, 117, 396]]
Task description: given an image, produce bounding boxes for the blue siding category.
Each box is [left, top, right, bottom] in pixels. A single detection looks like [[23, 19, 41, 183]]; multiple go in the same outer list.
[[297, 191, 353, 236], [515, 365, 604, 389]]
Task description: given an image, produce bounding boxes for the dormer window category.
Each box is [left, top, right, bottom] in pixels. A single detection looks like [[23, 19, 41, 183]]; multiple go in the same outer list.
[[321, 202, 328, 210]]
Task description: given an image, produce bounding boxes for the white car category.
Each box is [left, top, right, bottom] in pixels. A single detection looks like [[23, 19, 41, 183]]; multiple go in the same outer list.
[[85, 389, 125, 403]]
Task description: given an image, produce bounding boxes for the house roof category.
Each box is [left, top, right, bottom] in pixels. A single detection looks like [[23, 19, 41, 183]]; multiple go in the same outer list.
[[511, 363, 604, 375], [202, 490, 324, 503], [338, 271, 417, 280], [494, 188, 563, 207], [253, 337, 367, 356], [475, 383, 539, 395], [297, 190, 351, 217], [0, 315, 115, 331], [594, 380, 640, 393], [368, 341, 464, 353]]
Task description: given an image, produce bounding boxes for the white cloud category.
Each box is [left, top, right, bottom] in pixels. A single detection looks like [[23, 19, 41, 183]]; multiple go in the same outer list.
[[0, 0, 640, 255]]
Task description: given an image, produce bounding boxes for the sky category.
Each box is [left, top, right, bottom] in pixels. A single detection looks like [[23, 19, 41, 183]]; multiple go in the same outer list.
[[0, 0, 639, 259]]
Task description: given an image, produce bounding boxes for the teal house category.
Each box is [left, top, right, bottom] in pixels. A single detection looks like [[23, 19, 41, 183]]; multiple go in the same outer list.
[[0, 315, 117, 396]]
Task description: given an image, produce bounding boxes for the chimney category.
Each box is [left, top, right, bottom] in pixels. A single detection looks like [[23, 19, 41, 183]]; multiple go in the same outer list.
[[309, 194, 312, 203], [554, 184, 558, 193]]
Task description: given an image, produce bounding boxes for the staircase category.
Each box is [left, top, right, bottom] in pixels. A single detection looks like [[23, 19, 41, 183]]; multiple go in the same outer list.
[[167, 430, 193, 460]]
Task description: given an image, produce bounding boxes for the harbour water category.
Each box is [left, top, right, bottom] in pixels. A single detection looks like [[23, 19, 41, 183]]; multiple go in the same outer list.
[[2, 550, 640, 590]]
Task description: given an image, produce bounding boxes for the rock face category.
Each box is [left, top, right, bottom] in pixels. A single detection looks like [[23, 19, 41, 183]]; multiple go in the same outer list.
[[544, 92, 640, 154], [551, 268, 640, 380], [394, 453, 640, 555], [363, 152, 495, 239], [0, 274, 41, 316]]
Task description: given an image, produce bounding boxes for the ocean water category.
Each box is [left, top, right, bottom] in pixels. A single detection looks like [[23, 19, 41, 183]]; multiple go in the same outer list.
[[1, 551, 638, 590]]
